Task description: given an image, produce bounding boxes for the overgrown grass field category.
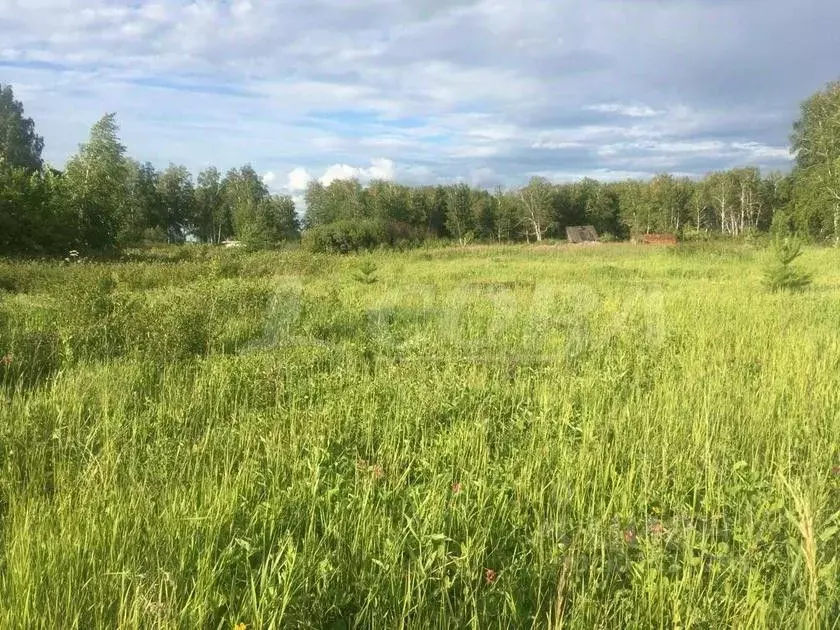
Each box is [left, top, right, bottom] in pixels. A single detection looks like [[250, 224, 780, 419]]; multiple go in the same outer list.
[[1, 242, 839, 628]]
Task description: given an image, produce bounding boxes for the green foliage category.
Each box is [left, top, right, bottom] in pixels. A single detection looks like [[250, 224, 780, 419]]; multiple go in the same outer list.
[[353, 259, 378, 284], [121, 160, 162, 246], [304, 219, 380, 253], [304, 179, 366, 228], [790, 80, 840, 244], [518, 176, 553, 241], [194, 166, 228, 244], [223, 164, 268, 237], [445, 182, 475, 245], [63, 113, 129, 252], [763, 236, 813, 292], [156, 163, 195, 243], [770, 208, 795, 240], [0, 163, 76, 255], [303, 219, 421, 254], [585, 186, 622, 237], [0, 83, 44, 171], [244, 195, 300, 250]]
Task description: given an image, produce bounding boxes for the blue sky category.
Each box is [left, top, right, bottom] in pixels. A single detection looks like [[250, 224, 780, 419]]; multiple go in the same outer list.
[[1, 0, 838, 200]]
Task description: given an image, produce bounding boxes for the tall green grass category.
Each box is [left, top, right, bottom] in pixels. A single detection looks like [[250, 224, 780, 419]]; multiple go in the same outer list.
[[1, 243, 839, 628]]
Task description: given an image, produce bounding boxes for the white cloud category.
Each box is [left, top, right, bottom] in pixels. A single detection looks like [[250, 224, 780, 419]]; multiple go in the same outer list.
[[262, 171, 277, 185], [367, 157, 396, 180], [732, 142, 792, 160], [448, 145, 501, 159], [532, 168, 665, 183], [469, 167, 499, 187], [595, 139, 791, 165], [319, 164, 362, 186], [0, 0, 822, 187], [531, 141, 584, 150], [319, 158, 396, 186], [230, 0, 253, 19], [286, 167, 312, 192], [588, 103, 661, 118]]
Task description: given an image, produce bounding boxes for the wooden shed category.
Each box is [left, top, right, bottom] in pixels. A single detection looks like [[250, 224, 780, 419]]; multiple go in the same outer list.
[[566, 226, 600, 244]]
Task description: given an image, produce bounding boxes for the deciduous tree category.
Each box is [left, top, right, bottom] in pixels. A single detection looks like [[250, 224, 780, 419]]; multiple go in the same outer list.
[[63, 113, 129, 251], [791, 80, 840, 243], [0, 83, 44, 171], [519, 176, 553, 242]]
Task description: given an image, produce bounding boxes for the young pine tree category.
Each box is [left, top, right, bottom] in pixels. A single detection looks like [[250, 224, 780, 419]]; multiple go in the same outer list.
[[763, 235, 812, 292]]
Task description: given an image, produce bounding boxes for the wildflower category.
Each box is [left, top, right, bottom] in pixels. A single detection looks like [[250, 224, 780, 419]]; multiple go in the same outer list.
[[234, 624, 247, 630], [451, 481, 463, 494], [648, 521, 666, 536], [623, 529, 637, 545], [372, 464, 385, 480], [0, 354, 11, 367], [484, 568, 498, 585]]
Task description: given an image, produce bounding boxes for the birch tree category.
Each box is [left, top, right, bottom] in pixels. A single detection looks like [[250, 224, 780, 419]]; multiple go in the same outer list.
[[445, 182, 474, 246], [519, 176, 553, 242], [791, 80, 840, 244], [64, 113, 129, 251]]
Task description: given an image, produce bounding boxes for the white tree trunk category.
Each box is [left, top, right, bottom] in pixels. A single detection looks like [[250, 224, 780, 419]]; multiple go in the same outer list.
[[717, 184, 728, 236], [834, 203, 840, 247]]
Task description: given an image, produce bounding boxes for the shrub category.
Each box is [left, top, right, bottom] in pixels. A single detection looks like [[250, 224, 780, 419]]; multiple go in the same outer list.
[[303, 219, 388, 254], [303, 220, 425, 254], [353, 260, 378, 285], [763, 236, 812, 292]]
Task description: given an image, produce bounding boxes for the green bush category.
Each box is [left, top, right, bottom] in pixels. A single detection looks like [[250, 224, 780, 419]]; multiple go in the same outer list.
[[353, 260, 378, 285], [303, 220, 424, 254], [303, 219, 388, 254], [763, 236, 812, 292]]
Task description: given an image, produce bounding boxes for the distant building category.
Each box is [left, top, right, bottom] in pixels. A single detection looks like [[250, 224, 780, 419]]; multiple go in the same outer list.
[[566, 226, 599, 243]]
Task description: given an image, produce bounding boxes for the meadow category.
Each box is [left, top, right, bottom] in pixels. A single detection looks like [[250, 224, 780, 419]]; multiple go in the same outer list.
[[1, 241, 839, 629]]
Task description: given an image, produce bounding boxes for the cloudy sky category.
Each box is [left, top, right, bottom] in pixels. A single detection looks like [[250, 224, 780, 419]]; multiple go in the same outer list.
[[1, 0, 838, 196]]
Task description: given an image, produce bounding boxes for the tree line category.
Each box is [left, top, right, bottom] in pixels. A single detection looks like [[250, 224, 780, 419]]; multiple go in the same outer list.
[[302, 167, 791, 251], [2, 80, 840, 255], [0, 95, 299, 255]]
